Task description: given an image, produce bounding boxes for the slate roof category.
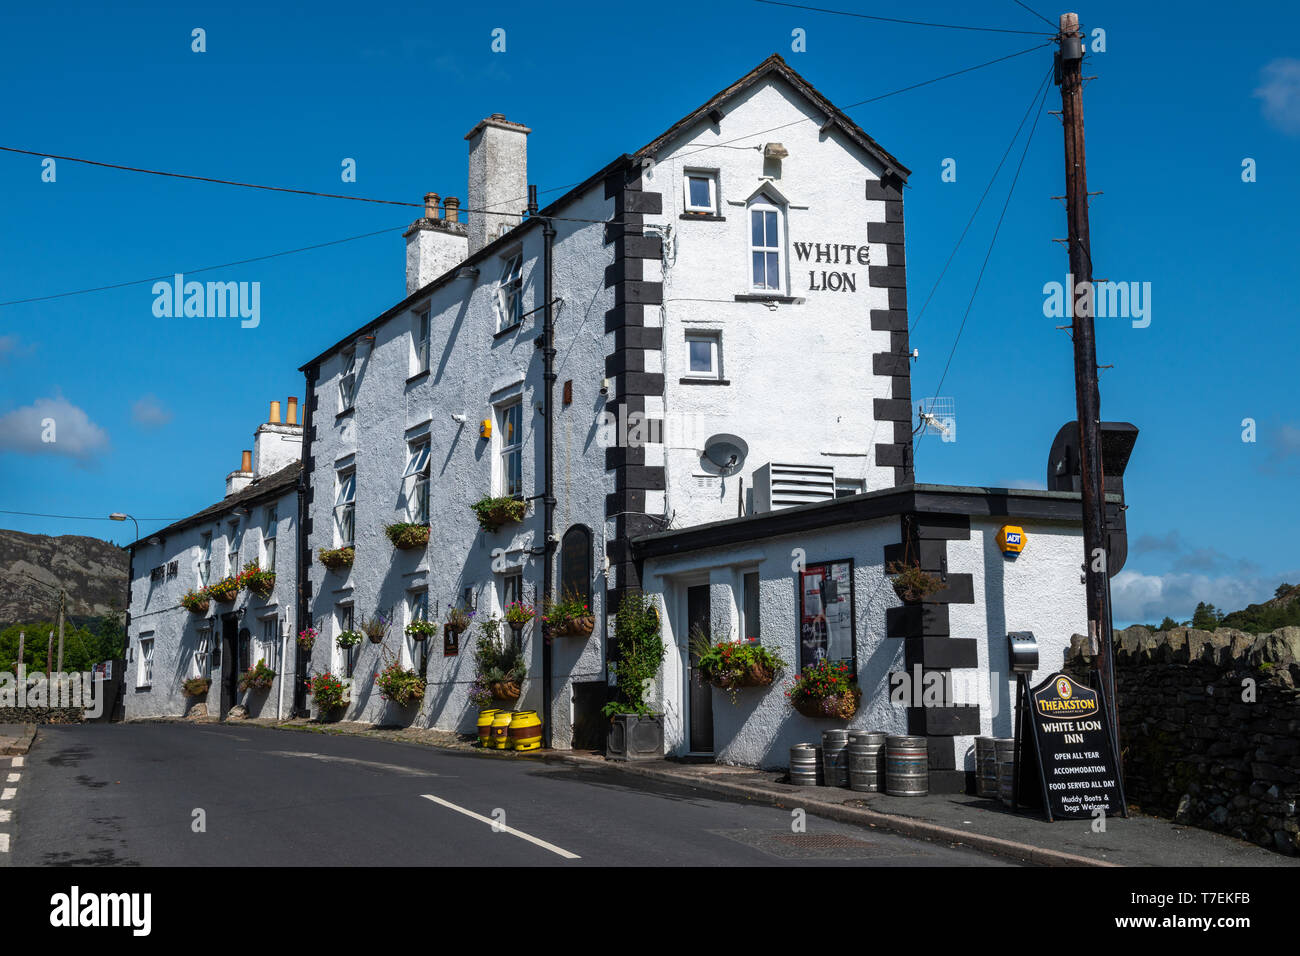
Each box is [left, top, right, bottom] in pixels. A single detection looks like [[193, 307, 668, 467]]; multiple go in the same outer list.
[[128, 461, 301, 550]]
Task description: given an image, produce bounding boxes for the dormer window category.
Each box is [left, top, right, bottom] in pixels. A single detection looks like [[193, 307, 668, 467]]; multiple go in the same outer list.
[[748, 195, 784, 293]]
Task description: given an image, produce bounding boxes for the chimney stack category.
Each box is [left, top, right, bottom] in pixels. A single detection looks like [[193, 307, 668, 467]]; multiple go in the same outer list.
[[465, 114, 530, 255], [405, 191, 468, 296], [286, 396, 298, 425]]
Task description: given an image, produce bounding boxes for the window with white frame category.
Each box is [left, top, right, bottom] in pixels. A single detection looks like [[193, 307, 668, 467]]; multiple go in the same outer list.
[[496, 253, 524, 331], [748, 196, 784, 292], [403, 440, 431, 524], [226, 528, 240, 577], [339, 347, 358, 411], [199, 532, 212, 586], [260, 618, 279, 670], [194, 629, 211, 678], [501, 571, 523, 612], [496, 400, 523, 498], [412, 308, 431, 375], [137, 635, 154, 688], [335, 470, 356, 547], [264, 505, 278, 571], [407, 589, 429, 667], [683, 171, 718, 215], [685, 332, 721, 380]]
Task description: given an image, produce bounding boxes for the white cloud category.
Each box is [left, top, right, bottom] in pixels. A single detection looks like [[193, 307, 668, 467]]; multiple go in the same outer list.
[[1111, 567, 1300, 625], [132, 394, 173, 428], [0, 396, 110, 462], [0, 335, 35, 362], [1254, 58, 1300, 136]]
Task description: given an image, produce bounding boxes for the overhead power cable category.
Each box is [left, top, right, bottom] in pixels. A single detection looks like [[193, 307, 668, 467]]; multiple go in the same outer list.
[[1010, 0, 1058, 30], [916, 73, 1053, 457], [752, 0, 1057, 35], [910, 63, 1054, 336]]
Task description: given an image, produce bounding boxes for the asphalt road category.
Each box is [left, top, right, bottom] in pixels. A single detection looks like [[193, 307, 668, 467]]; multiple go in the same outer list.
[[8, 722, 1011, 867]]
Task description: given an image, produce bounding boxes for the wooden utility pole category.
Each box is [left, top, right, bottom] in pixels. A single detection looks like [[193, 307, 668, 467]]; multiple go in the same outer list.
[[46, 631, 53, 676], [56, 589, 66, 673], [1056, 13, 1120, 749], [16, 632, 24, 673]]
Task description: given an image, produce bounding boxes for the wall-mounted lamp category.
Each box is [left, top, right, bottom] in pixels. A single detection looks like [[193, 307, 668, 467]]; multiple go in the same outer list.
[[599, 378, 610, 396], [451, 413, 467, 424]]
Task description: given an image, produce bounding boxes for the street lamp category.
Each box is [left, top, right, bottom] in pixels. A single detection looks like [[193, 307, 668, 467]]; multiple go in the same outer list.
[[109, 512, 139, 542]]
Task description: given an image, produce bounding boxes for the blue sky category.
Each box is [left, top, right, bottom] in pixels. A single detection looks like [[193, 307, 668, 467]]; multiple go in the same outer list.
[[1, 0, 1296, 625]]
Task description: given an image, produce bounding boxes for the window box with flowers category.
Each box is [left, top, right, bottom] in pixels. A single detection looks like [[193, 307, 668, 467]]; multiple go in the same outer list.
[[786, 659, 860, 720], [180, 590, 210, 615], [243, 562, 276, 600], [384, 522, 430, 551], [318, 546, 354, 572], [692, 627, 786, 702], [206, 572, 244, 604], [238, 659, 277, 694], [470, 495, 526, 533], [544, 590, 594, 638]]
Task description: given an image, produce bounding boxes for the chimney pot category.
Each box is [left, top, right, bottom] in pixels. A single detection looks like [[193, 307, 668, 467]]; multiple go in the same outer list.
[[240, 449, 252, 473], [424, 192, 441, 219], [286, 396, 298, 425], [444, 196, 461, 224], [269, 400, 281, 424]]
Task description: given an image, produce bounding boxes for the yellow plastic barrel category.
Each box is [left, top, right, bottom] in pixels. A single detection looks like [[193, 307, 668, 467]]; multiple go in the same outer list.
[[477, 709, 500, 748], [508, 710, 543, 752], [490, 710, 514, 750]]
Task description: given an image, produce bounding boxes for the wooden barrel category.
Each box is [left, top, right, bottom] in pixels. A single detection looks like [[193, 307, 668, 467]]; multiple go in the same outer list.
[[508, 710, 543, 751], [821, 729, 850, 788], [975, 736, 998, 797], [477, 709, 500, 748], [490, 710, 514, 750], [847, 732, 886, 792], [789, 744, 818, 786], [996, 738, 1017, 805], [885, 735, 929, 796]]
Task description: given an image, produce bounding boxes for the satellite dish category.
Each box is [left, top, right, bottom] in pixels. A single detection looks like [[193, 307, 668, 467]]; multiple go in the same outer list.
[[703, 434, 749, 475]]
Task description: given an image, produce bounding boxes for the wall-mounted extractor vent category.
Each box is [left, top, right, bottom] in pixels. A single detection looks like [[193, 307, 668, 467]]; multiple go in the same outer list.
[[752, 463, 837, 512]]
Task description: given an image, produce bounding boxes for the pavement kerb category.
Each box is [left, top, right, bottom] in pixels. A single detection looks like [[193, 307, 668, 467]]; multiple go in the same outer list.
[[0, 724, 36, 756], [114, 717, 1113, 867]]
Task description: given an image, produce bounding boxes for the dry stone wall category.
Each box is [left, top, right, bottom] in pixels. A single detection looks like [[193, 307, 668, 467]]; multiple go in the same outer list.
[[1066, 625, 1300, 855]]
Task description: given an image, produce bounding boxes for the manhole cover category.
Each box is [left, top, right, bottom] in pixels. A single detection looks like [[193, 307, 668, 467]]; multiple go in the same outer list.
[[770, 833, 874, 849]]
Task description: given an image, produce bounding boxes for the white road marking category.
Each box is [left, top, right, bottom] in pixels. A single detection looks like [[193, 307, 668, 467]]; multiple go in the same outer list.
[[0, 811, 10, 823], [5, 774, 18, 783], [0, 833, 9, 853], [266, 750, 446, 777], [0, 789, 13, 801], [420, 793, 580, 860], [10, 757, 22, 768]]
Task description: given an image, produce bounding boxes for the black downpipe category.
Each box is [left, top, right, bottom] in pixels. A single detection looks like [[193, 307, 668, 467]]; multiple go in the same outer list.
[[540, 192, 556, 749], [294, 368, 316, 718]]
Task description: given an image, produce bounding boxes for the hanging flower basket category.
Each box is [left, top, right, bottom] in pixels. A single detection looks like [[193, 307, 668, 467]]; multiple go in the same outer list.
[[405, 620, 437, 643], [182, 676, 211, 698], [238, 660, 277, 693], [384, 522, 430, 550], [556, 615, 595, 637], [244, 563, 276, 600], [490, 680, 522, 702], [336, 630, 363, 650], [297, 628, 317, 653], [180, 590, 210, 615], [361, 613, 390, 644], [444, 604, 473, 635], [470, 496, 526, 533], [544, 590, 594, 637], [791, 689, 860, 720], [886, 560, 945, 603], [318, 546, 355, 572]]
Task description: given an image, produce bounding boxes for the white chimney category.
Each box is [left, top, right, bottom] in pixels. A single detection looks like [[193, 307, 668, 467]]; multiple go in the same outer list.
[[252, 398, 304, 479], [465, 114, 530, 255], [404, 191, 469, 295]]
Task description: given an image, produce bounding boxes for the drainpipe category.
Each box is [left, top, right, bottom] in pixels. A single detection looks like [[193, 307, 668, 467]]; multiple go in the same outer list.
[[294, 367, 316, 718], [539, 187, 556, 750]]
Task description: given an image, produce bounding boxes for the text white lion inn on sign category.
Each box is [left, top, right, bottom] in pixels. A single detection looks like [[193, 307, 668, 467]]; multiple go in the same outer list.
[[151, 273, 260, 328]]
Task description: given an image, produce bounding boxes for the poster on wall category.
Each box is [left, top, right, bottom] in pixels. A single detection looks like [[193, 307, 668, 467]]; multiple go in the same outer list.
[[799, 559, 855, 672]]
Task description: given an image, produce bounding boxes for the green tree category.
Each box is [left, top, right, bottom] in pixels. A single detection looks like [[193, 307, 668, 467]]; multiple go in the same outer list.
[[1158, 616, 1179, 632], [1191, 602, 1223, 631]]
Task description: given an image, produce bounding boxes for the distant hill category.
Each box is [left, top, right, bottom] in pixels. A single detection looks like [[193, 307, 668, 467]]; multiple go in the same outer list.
[[0, 529, 129, 627], [1144, 582, 1300, 635]]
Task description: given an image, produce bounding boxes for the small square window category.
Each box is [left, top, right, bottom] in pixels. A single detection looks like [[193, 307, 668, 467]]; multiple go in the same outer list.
[[685, 333, 720, 379], [684, 172, 718, 215]]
